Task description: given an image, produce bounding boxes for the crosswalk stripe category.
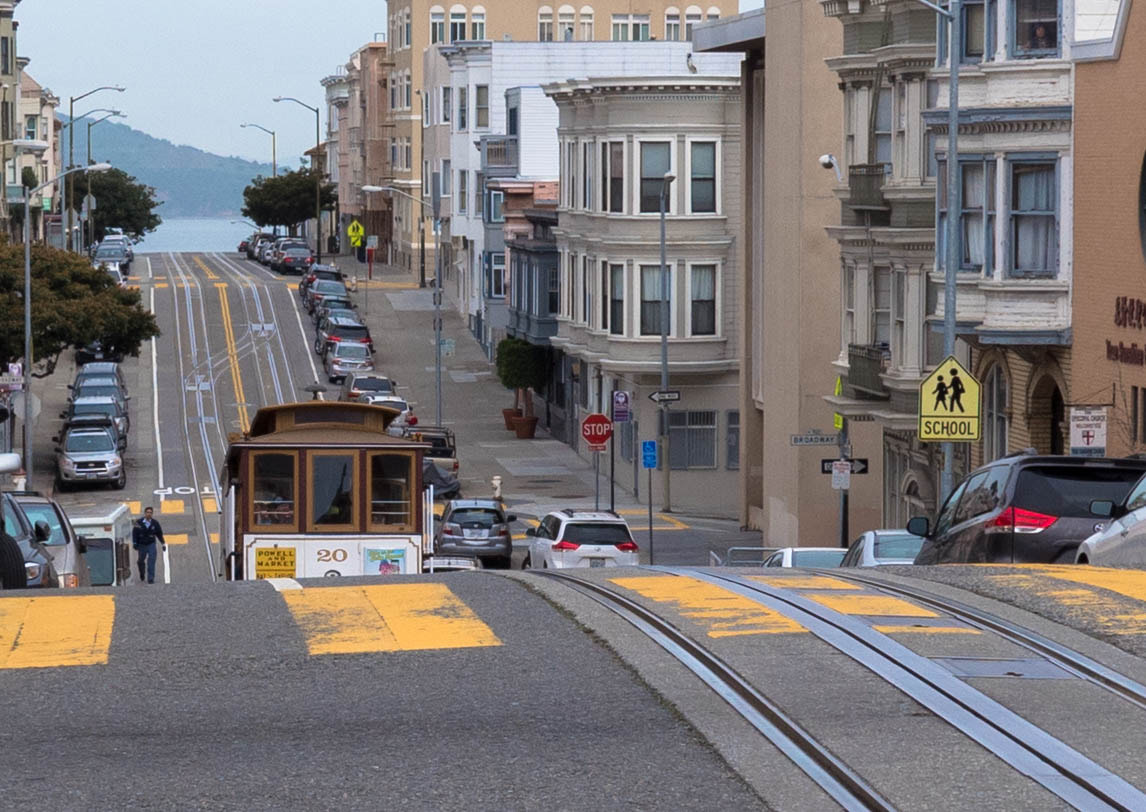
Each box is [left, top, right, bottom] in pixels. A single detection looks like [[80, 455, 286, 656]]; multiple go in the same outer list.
[[160, 500, 185, 515], [611, 575, 805, 637], [202, 497, 218, 513], [281, 584, 501, 655], [804, 593, 939, 618], [165, 534, 189, 545], [0, 596, 115, 668]]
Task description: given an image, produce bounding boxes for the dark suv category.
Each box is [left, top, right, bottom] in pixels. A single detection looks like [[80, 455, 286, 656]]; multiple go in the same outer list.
[[909, 453, 1146, 564]]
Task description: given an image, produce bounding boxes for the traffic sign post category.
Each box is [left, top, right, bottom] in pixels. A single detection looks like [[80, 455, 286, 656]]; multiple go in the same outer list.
[[648, 390, 680, 404], [582, 413, 613, 510], [820, 458, 869, 475], [641, 440, 658, 565], [609, 391, 631, 512], [347, 219, 364, 248], [918, 355, 981, 442]]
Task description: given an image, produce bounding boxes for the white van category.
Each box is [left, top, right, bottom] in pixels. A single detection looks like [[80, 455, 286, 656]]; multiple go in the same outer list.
[[70, 504, 134, 585]]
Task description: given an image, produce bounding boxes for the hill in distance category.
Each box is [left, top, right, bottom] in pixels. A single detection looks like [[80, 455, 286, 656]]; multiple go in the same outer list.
[[60, 117, 278, 218]]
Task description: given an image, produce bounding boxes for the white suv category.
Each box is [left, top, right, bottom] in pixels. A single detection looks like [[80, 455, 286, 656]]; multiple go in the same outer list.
[[523, 510, 639, 569]]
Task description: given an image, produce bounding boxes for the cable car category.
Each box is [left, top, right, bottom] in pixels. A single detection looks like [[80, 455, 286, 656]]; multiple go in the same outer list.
[[219, 401, 433, 580]]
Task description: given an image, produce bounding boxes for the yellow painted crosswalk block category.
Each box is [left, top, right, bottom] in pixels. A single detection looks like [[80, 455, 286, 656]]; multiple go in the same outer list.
[[282, 584, 501, 655], [210, 532, 219, 544], [202, 497, 218, 513], [806, 593, 939, 618], [752, 575, 861, 591], [611, 575, 805, 637], [160, 500, 185, 515], [0, 595, 115, 668], [166, 534, 189, 545], [124, 500, 141, 515]]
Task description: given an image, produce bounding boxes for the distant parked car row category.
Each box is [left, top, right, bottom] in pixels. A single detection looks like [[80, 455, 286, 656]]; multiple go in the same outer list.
[[54, 360, 132, 491], [90, 230, 134, 288], [242, 232, 314, 274]]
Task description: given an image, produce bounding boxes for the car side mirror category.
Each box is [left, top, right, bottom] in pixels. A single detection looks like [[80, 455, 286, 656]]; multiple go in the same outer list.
[[76, 539, 87, 554], [33, 520, 51, 542], [524, 527, 536, 537], [1089, 499, 1115, 518], [505, 514, 517, 523], [58, 412, 66, 419], [906, 516, 930, 537]]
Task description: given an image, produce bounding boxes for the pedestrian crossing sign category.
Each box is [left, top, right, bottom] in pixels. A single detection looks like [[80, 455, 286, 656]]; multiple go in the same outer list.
[[918, 355, 980, 442]]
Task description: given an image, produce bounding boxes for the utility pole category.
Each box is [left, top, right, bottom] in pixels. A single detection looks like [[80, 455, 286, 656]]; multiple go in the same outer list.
[[434, 218, 443, 426], [658, 172, 675, 511]]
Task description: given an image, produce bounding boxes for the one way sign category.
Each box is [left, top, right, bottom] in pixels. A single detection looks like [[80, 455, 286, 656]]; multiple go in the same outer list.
[[820, 458, 869, 475]]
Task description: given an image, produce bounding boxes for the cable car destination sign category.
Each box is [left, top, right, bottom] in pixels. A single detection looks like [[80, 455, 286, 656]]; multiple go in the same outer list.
[[918, 355, 981, 442]]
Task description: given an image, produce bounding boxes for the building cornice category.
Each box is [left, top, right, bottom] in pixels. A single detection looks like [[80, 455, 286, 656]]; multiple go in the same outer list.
[[923, 105, 1072, 135]]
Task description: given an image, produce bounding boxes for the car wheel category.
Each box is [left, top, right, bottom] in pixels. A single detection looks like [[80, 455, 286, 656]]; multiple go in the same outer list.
[[521, 555, 531, 570], [113, 470, 127, 490], [0, 532, 27, 590], [1077, 554, 1090, 565], [55, 475, 69, 493]]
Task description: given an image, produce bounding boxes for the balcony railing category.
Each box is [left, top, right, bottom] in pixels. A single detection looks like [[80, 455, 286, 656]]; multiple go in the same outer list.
[[847, 343, 890, 398], [480, 136, 518, 175], [847, 163, 889, 212]]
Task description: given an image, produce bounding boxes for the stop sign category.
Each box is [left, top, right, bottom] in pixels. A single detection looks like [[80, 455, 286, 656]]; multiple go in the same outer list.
[[581, 413, 613, 449]]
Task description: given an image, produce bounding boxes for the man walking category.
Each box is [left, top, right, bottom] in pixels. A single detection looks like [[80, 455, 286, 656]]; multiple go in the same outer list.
[[132, 506, 166, 584]]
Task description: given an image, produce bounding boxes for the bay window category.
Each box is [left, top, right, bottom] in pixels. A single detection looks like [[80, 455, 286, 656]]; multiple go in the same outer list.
[[610, 264, 625, 335], [689, 264, 717, 336], [640, 264, 670, 336], [639, 141, 672, 213], [689, 141, 716, 213], [1009, 160, 1057, 277]]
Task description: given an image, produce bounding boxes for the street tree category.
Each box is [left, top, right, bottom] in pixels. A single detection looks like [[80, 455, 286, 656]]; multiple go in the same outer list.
[[241, 169, 336, 234], [0, 239, 159, 376], [64, 168, 163, 243]]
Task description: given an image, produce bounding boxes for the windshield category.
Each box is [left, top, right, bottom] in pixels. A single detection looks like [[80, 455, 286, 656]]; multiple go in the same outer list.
[[315, 281, 347, 294], [65, 432, 115, 453], [95, 248, 126, 259], [873, 533, 925, 560], [355, 378, 393, 392], [335, 343, 369, 359], [326, 308, 356, 321], [17, 503, 66, 545], [76, 385, 120, 400], [334, 326, 369, 339], [562, 523, 632, 545], [73, 403, 116, 417], [792, 549, 846, 567], [450, 508, 503, 527]]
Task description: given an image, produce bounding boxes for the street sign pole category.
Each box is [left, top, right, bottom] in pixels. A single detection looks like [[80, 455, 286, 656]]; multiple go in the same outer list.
[[434, 218, 442, 426], [609, 389, 615, 511], [595, 452, 600, 511], [838, 417, 849, 548]]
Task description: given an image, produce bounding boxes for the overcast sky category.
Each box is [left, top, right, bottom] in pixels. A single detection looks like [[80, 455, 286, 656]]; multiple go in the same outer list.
[[16, 0, 763, 166]]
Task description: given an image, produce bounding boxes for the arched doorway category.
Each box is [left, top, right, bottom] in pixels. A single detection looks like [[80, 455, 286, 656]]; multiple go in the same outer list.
[[1029, 374, 1066, 455]]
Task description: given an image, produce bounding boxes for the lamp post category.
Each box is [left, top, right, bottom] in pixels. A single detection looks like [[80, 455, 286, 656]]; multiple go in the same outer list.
[[85, 111, 125, 249], [231, 219, 259, 229], [67, 86, 125, 251], [416, 89, 427, 288], [59, 106, 121, 250], [273, 96, 322, 262], [23, 162, 112, 483], [240, 123, 277, 177], [659, 171, 675, 512]]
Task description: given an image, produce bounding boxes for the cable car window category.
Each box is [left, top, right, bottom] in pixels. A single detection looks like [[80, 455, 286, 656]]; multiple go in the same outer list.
[[252, 452, 297, 528], [369, 452, 414, 530], [310, 452, 359, 530]]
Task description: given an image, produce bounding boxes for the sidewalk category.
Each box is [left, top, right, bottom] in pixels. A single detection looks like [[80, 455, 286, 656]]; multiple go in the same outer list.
[[344, 259, 733, 527]]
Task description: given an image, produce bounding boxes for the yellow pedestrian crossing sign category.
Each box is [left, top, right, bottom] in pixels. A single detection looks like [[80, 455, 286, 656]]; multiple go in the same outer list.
[[919, 355, 980, 441], [347, 219, 364, 247]]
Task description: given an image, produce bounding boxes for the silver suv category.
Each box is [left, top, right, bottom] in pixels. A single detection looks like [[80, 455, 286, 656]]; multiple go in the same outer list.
[[323, 341, 375, 384], [54, 425, 126, 491]]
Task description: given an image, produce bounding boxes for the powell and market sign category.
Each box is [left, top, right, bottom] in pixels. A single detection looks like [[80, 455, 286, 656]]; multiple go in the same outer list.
[[1108, 295, 1146, 365]]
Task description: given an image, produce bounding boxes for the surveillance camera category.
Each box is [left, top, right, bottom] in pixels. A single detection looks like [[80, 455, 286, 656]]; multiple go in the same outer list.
[[818, 154, 836, 169]]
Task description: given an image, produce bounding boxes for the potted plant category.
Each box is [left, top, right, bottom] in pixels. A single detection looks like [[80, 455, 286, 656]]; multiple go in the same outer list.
[[496, 338, 546, 438], [495, 338, 523, 429]]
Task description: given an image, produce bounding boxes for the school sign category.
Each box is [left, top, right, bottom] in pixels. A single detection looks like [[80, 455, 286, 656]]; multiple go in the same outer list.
[[918, 356, 981, 442]]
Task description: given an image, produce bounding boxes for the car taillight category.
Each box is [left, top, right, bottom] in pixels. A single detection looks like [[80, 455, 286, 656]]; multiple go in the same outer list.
[[444, 522, 462, 535], [615, 541, 639, 552], [61, 573, 79, 588], [452, 460, 459, 473], [347, 391, 360, 399], [986, 506, 1057, 534], [496, 524, 510, 537], [408, 415, 418, 425], [552, 540, 580, 550], [307, 257, 314, 263]]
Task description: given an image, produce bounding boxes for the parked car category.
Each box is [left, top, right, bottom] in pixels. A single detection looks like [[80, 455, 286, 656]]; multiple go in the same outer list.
[[400, 425, 457, 476], [69, 381, 129, 428], [75, 340, 123, 365], [62, 396, 129, 441], [238, 239, 249, 253], [315, 314, 373, 355], [762, 547, 847, 568], [258, 241, 277, 265], [322, 340, 375, 383], [340, 373, 395, 401], [435, 499, 516, 569], [306, 279, 350, 314], [523, 509, 638, 569], [1075, 472, 1146, 566], [277, 245, 313, 274], [2, 491, 58, 588], [269, 238, 308, 271], [247, 233, 275, 260], [54, 423, 126, 491], [92, 242, 131, 272], [10, 492, 91, 588], [62, 414, 127, 453], [909, 453, 1146, 565], [100, 234, 134, 261], [840, 530, 924, 567], [371, 396, 417, 430], [75, 361, 127, 393], [300, 263, 344, 298], [312, 299, 357, 325], [423, 458, 460, 499]]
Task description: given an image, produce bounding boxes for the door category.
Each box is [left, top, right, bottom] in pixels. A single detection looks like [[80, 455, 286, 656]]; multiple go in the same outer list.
[[915, 478, 970, 564]]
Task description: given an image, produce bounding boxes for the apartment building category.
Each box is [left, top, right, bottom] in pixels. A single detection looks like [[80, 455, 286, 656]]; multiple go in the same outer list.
[[0, 1, 20, 228], [383, 0, 732, 277], [818, 0, 942, 526], [544, 73, 742, 518], [695, 10, 847, 540], [1072, 0, 1145, 455], [423, 40, 737, 353], [16, 67, 58, 242]]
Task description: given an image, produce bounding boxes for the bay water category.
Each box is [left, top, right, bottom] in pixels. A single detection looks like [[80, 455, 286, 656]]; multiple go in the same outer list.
[[134, 217, 254, 254]]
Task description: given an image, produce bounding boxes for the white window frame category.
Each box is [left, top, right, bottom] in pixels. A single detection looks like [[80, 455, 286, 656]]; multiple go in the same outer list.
[[456, 85, 468, 130], [607, 260, 627, 336], [601, 139, 626, 214], [450, 5, 467, 41], [633, 136, 678, 216], [458, 170, 468, 214], [582, 139, 594, 212], [665, 6, 681, 40], [441, 86, 452, 123], [684, 136, 720, 215], [404, 8, 412, 47], [578, 6, 594, 39], [430, 6, 445, 43], [539, 5, 554, 40], [558, 5, 576, 40], [471, 6, 486, 39], [685, 5, 702, 38], [636, 260, 678, 338], [441, 159, 452, 195], [475, 84, 489, 129], [685, 260, 721, 338]]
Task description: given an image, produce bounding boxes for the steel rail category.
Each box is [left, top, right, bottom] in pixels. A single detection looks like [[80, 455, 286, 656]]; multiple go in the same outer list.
[[206, 252, 280, 405], [535, 570, 897, 812], [827, 570, 1146, 713], [677, 568, 1146, 812]]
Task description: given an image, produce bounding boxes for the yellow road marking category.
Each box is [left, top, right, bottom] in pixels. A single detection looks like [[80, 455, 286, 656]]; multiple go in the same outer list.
[[216, 281, 250, 433], [282, 584, 501, 655], [210, 532, 219, 543], [124, 500, 141, 515], [285, 280, 418, 290], [617, 509, 689, 530], [192, 255, 220, 280], [807, 593, 939, 618], [872, 625, 980, 634], [202, 497, 218, 513], [160, 499, 185, 515], [154, 283, 169, 288], [611, 575, 805, 637], [751, 575, 861, 590], [0, 596, 114, 668], [1028, 565, 1146, 603], [433, 503, 444, 518], [166, 534, 189, 545]]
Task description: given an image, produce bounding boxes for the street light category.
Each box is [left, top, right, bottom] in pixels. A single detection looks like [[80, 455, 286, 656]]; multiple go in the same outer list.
[[366, 183, 441, 423], [85, 111, 125, 249], [231, 219, 259, 230], [67, 86, 125, 251], [273, 96, 322, 262], [659, 171, 675, 512], [23, 162, 112, 484], [59, 106, 120, 245], [240, 123, 277, 177]]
